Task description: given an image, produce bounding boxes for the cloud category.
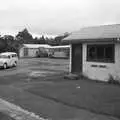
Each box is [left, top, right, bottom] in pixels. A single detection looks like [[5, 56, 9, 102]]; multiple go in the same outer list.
[[0, 0, 120, 35]]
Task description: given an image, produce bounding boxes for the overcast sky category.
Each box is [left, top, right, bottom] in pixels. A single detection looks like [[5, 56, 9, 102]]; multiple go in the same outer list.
[[0, 0, 120, 37]]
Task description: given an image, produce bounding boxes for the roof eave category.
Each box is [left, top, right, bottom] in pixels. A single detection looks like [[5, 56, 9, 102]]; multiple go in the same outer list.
[[62, 38, 118, 44]]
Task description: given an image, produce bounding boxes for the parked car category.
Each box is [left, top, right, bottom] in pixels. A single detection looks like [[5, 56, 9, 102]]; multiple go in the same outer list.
[[0, 52, 18, 69]]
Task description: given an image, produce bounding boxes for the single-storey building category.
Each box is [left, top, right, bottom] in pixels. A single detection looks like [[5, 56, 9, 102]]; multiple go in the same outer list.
[[19, 44, 51, 58], [63, 24, 120, 81], [48, 45, 70, 58]]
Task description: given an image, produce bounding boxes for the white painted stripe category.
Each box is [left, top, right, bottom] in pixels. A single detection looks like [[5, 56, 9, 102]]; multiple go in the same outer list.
[[0, 98, 48, 120]]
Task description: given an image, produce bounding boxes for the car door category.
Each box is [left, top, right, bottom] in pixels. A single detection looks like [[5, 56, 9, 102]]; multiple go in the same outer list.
[[9, 55, 13, 66], [11, 54, 16, 66], [6, 55, 11, 66]]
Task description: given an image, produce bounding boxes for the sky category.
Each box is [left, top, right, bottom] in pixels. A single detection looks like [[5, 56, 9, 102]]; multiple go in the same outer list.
[[0, 0, 120, 37]]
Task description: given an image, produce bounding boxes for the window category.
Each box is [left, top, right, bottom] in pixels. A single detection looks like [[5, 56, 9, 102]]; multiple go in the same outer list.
[[87, 44, 114, 63], [12, 54, 15, 57]]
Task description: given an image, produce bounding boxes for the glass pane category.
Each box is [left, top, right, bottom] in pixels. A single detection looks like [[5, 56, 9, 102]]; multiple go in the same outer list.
[[88, 46, 96, 60], [87, 44, 114, 63], [96, 46, 104, 60], [105, 46, 113, 61]]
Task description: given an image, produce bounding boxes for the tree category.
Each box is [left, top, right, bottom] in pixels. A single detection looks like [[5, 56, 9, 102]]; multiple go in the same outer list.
[[34, 37, 38, 41], [15, 28, 33, 43], [33, 35, 46, 44], [54, 32, 70, 45], [3, 35, 14, 46], [2, 35, 22, 55], [39, 35, 46, 44], [45, 37, 57, 46], [0, 37, 6, 52]]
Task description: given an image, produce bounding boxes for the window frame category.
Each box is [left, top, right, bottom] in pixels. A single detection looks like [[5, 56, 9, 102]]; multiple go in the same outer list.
[[87, 44, 115, 63]]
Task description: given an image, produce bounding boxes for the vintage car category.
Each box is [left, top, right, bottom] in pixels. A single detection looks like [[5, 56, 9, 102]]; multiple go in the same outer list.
[[0, 52, 18, 69]]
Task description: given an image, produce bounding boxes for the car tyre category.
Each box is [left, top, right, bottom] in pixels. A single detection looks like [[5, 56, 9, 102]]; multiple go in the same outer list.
[[3, 63, 7, 69]]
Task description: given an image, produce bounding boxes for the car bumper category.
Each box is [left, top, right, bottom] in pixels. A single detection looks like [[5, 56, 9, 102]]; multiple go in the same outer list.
[[0, 63, 4, 67]]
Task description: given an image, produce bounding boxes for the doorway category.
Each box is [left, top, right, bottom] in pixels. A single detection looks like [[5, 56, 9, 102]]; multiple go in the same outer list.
[[72, 44, 82, 73]]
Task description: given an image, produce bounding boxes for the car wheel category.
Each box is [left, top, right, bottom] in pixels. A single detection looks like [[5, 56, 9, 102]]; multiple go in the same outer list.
[[3, 63, 7, 69]]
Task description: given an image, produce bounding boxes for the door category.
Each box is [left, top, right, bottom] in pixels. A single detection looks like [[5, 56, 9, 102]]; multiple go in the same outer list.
[[72, 44, 82, 73]]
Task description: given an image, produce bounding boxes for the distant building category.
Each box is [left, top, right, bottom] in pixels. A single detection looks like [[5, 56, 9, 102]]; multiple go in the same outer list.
[[19, 44, 51, 58], [63, 24, 120, 81], [48, 45, 70, 58]]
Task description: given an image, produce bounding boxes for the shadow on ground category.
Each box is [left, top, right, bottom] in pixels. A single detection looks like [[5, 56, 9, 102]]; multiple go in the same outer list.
[[0, 112, 15, 120]]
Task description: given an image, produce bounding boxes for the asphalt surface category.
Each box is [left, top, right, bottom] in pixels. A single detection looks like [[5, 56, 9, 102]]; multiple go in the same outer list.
[[0, 58, 69, 120], [0, 58, 119, 120], [0, 112, 15, 120], [0, 58, 69, 77]]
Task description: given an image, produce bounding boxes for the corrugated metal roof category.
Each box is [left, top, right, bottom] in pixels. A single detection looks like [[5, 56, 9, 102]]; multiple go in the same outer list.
[[23, 44, 51, 48], [63, 24, 120, 43], [50, 45, 70, 48]]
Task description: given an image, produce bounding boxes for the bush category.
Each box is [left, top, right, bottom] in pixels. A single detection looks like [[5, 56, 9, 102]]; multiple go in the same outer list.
[[108, 75, 120, 85], [78, 73, 89, 80], [64, 73, 79, 80], [64, 73, 89, 80]]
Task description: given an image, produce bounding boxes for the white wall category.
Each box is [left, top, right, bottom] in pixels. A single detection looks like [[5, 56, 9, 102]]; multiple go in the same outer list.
[[28, 48, 38, 57], [19, 47, 39, 58], [19, 47, 24, 58], [82, 42, 120, 81], [69, 44, 72, 72]]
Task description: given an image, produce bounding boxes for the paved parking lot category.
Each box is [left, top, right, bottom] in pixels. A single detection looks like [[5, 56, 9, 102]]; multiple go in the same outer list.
[[0, 58, 119, 120], [0, 58, 69, 120], [0, 58, 69, 77]]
